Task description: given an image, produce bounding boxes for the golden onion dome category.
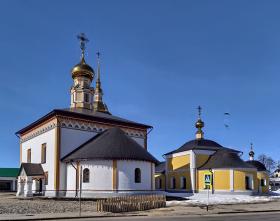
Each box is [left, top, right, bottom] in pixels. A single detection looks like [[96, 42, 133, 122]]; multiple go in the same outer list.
[[249, 150, 255, 157], [195, 119, 204, 129], [71, 57, 94, 80]]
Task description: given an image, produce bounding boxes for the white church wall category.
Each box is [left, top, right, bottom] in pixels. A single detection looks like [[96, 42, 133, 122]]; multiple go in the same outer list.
[[21, 128, 56, 192], [117, 160, 152, 190], [80, 160, 113, 190], [60, 128, 97, 158], [66, 163, 76, 192], [66, 160, 113, 193]]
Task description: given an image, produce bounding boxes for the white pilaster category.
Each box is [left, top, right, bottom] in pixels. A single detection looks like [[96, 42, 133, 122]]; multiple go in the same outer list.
[[190, 151, 196, 192], [230, 169, 234, 192]]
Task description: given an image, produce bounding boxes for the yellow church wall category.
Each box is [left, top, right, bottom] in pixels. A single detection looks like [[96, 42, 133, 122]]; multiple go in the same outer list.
[[155, 174, 165, 190], [234, 170, 257, 191], [214, 170, 230, 190], [197, 170, 206, 190], [257, 172, 269, 193], [167, 171, 191, 190], [196, 154, 210, 168], [167, 155, 190, 171]]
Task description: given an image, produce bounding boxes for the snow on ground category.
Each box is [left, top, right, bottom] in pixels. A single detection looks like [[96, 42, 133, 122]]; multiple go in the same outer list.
[[166, 191, 280, 206]]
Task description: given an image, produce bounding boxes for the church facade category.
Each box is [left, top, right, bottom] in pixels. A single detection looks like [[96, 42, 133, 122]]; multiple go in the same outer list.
[[16, 34, 158, 197], [155, 107, 269, 195]]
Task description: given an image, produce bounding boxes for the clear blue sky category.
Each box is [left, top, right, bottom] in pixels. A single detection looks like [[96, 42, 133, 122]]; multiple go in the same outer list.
[[0, 0, 280, 167]]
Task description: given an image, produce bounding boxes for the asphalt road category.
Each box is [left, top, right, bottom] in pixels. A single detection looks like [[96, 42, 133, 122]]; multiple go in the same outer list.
[[55, 212, 280, 221]]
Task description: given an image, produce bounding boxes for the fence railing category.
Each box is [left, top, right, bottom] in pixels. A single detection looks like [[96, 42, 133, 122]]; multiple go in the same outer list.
[[96, 194, 166, 213]]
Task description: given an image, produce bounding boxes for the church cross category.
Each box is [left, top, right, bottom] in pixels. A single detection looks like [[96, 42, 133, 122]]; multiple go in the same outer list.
[[197, 105, 202, 119], [77, 33, 89, 56]]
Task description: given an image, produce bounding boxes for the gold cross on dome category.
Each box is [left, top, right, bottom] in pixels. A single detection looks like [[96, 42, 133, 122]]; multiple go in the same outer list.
[[77, 33, 89, 55]]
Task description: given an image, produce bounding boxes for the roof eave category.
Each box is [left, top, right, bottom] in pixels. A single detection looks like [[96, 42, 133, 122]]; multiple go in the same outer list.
[[15, 109, 152, 136]]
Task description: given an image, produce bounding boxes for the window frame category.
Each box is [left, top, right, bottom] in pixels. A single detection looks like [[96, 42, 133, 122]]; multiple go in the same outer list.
[[180, 176, 187, 189], [41, 143, 47, 164], [134, 168, 141, 183], [171, 177, 176, 189], [44, 172, 48, 185], [83, 168, 90, 183], [27, 149, 31, 163]]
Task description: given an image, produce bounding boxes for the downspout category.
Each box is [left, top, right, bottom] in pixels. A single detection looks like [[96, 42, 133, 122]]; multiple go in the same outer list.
[[70, 161, 78, 197]]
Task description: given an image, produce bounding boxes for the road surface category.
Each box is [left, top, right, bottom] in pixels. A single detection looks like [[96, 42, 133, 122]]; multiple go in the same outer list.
[[55, 212, 280, 221]]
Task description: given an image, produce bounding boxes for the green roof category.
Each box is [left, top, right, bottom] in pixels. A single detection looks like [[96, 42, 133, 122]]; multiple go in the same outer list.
[[0, 168, 19, 177]]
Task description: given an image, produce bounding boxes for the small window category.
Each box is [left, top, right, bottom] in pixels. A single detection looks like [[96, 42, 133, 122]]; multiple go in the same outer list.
[[157, 178, 162, 189], [276, 174, 278, 178], [245, 176, 252, 190], [41, 143, 47, 164], [261, 179, 266, 187], [171, 177, 176, 189], [27, 149, 31, 163], [83, 168, 90, 183], [135, 168, 141, 183], [180, 177, 186, 189], [44, 172, 48, 185]]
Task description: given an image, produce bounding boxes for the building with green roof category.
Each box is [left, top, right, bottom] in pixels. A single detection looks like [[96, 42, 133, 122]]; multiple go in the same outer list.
[[0, 168, 19, 191]]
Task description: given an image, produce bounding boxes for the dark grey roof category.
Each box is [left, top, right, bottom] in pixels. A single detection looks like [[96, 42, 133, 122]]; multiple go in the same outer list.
[[16, 108, 152, 135], [164, 139, 240, 156], [155, 162, 165, 174], [19, 163, 44, 176], [246, 160, 267, 171], [60, 108, 151, 128], [199, 150, 256, 170], [62, 127, 159, 164]]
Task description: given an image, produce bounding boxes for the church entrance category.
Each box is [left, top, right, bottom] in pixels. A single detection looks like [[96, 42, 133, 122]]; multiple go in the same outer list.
[[39, 179, 43, 193]]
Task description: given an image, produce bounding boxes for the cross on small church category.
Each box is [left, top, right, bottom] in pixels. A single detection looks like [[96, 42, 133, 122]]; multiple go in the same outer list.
[[77, 33, 89, 54], [96, 51, 101, 59], [197, 106, 202, 118]]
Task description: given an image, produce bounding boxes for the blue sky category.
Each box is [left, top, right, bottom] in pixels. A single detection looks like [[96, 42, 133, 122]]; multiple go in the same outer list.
[[0, 0, 280, 167]]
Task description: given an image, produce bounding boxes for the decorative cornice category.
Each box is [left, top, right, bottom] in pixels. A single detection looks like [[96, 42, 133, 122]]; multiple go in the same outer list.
[[20, 116, 145, 143]]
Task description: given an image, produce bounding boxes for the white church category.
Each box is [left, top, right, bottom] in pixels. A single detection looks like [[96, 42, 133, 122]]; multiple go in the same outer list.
[[16, 34, 158, 198]]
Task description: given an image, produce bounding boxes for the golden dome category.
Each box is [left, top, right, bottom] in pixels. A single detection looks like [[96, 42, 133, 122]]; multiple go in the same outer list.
[[71, 57, 94, 80], [195, 119, 204, 129]]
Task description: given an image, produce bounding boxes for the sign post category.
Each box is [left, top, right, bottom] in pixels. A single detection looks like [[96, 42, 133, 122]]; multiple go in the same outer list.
[[79, 164, 82, 217], [204, 170, 212, 211]]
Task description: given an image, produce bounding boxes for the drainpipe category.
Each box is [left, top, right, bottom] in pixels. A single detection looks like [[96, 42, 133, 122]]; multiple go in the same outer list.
[[70, 161, 78, 197]]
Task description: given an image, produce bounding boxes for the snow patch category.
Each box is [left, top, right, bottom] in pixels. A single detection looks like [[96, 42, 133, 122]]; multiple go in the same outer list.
[[166, 191, 280, 206]]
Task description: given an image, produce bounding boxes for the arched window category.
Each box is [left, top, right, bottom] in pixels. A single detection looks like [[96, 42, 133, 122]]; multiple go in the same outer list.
[[180, 177, 186, 189], [135, 168, 141, 183], [83, 168, 90, 183], [157, 178, 162, 189], [171, 177, 176, 189]]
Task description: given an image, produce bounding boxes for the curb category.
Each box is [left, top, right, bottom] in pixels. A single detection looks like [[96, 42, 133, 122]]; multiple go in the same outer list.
[[217, 209, 280, 215], [0, 214, 147, 221]]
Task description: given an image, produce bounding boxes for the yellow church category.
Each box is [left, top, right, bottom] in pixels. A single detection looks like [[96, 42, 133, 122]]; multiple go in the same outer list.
[[155, 107, 269, 195]]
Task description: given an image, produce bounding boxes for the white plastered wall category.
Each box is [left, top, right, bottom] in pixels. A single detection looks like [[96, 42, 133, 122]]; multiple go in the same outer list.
[[21, 129, 55, 191], [117, 160, 153, 190], [66, 160, 113, 191]]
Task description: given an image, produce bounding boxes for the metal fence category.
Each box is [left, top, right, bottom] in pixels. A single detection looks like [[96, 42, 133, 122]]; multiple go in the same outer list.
[[96, 194, 166, 213]]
